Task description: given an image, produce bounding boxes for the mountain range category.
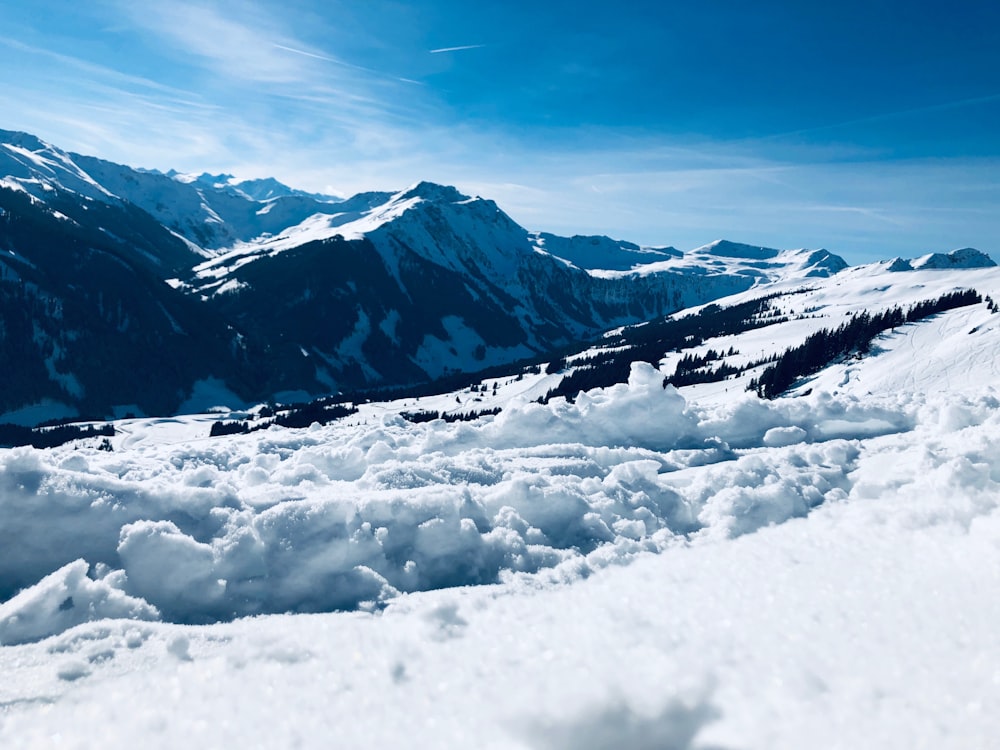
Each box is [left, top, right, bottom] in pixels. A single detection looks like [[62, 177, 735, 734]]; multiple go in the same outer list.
[[0, 128, 992, 425]]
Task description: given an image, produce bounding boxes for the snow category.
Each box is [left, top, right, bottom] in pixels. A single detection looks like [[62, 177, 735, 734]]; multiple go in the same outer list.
[[6, 124, 1000, 743], [2, 372, 1000, 746], [3, 224, 1000, 746], [586, 240, 848, 283], [531, 232, 681, 271], [190, 184, 463, 282], [0, 561, 158, 646], [912, 247, 996, 269], [3, 313, 1000, 747], [0, 139, 116, 203]]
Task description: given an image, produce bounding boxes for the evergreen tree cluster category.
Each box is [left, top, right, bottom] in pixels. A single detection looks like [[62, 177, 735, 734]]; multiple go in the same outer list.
[[400, 407, 502, 424], [750, 289, 982, 399], [0, 421, 115, 449], [665, 347, 742, 387], [539, 292, 795, 403]]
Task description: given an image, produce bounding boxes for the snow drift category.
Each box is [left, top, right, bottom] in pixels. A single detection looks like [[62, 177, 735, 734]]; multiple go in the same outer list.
[[0, 362, 928, 637]]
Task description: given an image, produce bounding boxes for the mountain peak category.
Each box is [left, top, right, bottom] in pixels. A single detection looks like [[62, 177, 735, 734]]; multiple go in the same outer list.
[[168, 171, 234, 187], [396, 181, 469, 204], [0, 129, 50, 152]]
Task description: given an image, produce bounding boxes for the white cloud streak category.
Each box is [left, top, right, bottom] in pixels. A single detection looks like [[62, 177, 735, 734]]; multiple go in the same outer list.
[[429, 44, 486, 54]]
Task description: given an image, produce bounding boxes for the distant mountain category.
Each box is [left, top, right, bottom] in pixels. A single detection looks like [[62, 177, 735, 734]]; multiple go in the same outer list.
[[876, 248, 996, 273], [179, 182, 814, 389], [6, 127, 983, 425], [587, 239, 850, 281], [69, 155, 362, 252], [912, 248, 996, 270], [530, 233, 682, 271], [228, 177, 341, 203]]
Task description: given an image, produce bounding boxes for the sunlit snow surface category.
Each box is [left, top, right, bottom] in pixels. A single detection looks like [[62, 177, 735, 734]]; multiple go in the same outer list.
[[3, 268, 1000, 748]]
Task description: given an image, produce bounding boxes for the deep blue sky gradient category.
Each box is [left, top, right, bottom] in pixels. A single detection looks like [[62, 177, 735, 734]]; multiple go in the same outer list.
[[1, 1, 998, 262]]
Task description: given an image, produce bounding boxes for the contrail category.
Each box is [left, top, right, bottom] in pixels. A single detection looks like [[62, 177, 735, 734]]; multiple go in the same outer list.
[[273, 43, 350, 66], [429, 44, 486, 54], [272, 43, 422, 84]]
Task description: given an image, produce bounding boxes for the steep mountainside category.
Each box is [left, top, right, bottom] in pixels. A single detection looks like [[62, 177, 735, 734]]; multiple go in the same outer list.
[[0, 186, 257, 419], [182, 182, 784, 387]]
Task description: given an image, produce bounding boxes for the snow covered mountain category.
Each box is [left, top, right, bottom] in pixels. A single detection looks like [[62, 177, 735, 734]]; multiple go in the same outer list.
[[162, 170, 342, 203], [2, 127, 984, 426], [528, 236, 848, 281], [181, 181, 804, 390]]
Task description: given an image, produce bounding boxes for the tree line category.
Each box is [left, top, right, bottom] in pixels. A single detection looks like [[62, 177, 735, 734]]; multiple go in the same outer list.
[[750, 289, 982, 398], [0, 421, 115, 449], [400, 407, 502, 424]]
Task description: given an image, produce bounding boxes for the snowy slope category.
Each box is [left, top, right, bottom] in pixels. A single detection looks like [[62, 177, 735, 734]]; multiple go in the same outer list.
[[3, 316, 1000, 746], [530, 232, 682, 271], [655, 258, 1000, 406], [0, 130, 116, 204], [0, 356, 1000, 748]]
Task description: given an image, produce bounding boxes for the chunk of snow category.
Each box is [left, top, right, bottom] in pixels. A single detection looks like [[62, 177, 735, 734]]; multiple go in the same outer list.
[[0, 560, 157, 646]]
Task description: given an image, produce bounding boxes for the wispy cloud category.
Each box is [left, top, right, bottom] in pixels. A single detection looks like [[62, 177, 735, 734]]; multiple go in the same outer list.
[[272, 43, 348, 65], [429, 44, 486, 54], [91, 0, 437, 146], [0, 2, 438, 185], [114, 2, 302, 84], [112, 1, 417, 96], [0, 36, 196, 98]]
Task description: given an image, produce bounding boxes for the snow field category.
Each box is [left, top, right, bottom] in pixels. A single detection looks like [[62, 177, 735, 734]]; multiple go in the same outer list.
[[1, 398, 999, 748], [0, 362, 965, 642]]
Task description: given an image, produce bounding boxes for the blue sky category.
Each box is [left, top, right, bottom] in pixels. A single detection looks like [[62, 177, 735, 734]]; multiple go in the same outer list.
[[1, 1, 998, 263]]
